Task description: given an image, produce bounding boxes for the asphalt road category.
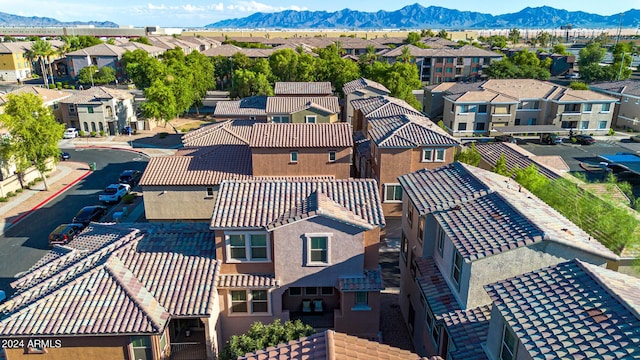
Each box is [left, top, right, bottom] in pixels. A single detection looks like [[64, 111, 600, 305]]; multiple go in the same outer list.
[[0, 148, 149, 297]]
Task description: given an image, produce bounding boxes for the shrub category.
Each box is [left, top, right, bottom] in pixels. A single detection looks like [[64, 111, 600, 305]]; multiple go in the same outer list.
[[48, 84, 56, 89], [608, 128, 615, 136], [122, 193, 136, 204], [0, 197, 8, 202], [15, 188, 23, 193], [56, 83, 62, 90], [79, 130, 86, 137], [90, 131, 97, 137], [69, 85, 75, 90], [99, 130, 105, 137], [6, 191, 15, 197]]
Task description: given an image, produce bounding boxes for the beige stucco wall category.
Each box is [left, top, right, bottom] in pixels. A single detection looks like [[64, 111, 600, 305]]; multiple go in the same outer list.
[[290, 108, 337, 123], [142, 185, 217, 221], [334, 291, 381, 339]]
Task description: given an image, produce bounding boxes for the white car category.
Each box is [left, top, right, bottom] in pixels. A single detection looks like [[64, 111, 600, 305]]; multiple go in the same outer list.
[[63, 128, 79, 139], [99, 183, 131, 204]]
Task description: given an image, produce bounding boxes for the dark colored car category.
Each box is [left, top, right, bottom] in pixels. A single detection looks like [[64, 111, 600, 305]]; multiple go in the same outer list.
[[494, 135, 517, 144], [48, 223, 84, 246], [118, 170, 142, 187], [571, 134, 596, 145], [540, 133, 563, 145], [72, 205, 107, 225], [59, 151, 70, 160]]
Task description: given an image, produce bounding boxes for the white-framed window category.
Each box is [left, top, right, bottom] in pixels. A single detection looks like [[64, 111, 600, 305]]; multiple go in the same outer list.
[[452, 251, 463, 288], [225, 232, 270, 262], [290, 151, 298, 163], [206, 187, 215, 196], [422, 148, 433, 162], [422, 148, 446, 162], [583, 103, 592, 112], [305, 233, 331, 266], [353, 291, 370, 310], [384, 183, 402, 203], [305, 115, 317, 123], [598, 121, 608, 129], [229, 289, 270, 315], [328, 151, 336, 162], [601, 103, 611, 112], [499, 323, 517, 360]]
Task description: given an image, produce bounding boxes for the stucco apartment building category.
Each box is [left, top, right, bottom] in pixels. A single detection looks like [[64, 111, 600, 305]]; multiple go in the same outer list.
[[590, 80, 640, 132], [342, 77, 391, 125], [425, 79, 618, 137], [210, 177, 385, 342], [140, 121, 353, 221], [58, 86, 137, 135], [0, 42, 33, 82], [396, 162, 619, 357], [0, 85, 71, 122], [265, 96, 340, 123]]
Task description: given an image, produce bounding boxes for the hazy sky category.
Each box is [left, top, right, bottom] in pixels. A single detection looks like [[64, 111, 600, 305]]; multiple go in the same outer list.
[[2, 0, 638, 27]]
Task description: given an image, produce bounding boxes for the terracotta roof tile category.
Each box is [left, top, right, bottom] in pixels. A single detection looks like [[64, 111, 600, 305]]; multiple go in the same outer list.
[[210, 178, 385, 230], [415, 257, 462, 317], [342, 78, 390, 95], [213, 96, 267, 117], [350, 96, 422, 118], [217, 274, 279, 288], [66, 43, 127, 57], [250, 123, 352, 148], [274, 82, 333, 95], [591, 80, 640, 97], [266, 96, 340, 114], [441, 305, 491, 360], [59, 86, 133, 104], [240, 330, 429, 360], [484, 259, 640, 359], [0, 223, 219, 336], [368, 114, 458, 148], [338, 268, 384, 292]]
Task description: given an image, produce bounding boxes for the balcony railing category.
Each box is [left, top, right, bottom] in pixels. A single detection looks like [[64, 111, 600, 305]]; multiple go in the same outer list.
[[170, 343, 207, 360]]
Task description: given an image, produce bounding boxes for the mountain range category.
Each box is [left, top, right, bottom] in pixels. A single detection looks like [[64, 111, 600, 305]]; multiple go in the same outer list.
[[206, 4, 640, 29], [0, 12, 118, 28]]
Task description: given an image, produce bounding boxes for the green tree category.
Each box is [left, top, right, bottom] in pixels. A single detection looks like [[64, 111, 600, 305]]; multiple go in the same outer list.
[[421, 29, 435, 38], [230, 69, 273, 98], [512, 164, 549, 193], [359, 44, 379, 66], [398, 46, 413, 64], [551, 44, 568, 55], [93, 66, 116, 85], [78, 65, 98, 85], [269, 49, 300, 82], [492, 154, 512, 177], [569, 81, 589, 90], [122, 49, 166, 89], [186, 51, 216, 114], [383, 62, 422, 109], [131, 36, 151, 45], [486, 58, 519, 78], [404, 32, 422, 45], [142, 79, 178, 130], [578, 42, 606, 67], [219, 320, 314, 360], [535, 31, 552, 47], [508, 28, 521, 45], [0, 93, 65, 191], [27, 38, 52, 88], [437, 29, 449, 39], [455, 143, 481, 166]]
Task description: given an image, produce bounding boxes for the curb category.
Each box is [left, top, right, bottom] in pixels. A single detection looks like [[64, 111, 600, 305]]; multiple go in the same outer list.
[[75, 145, 150, 157], [10, 168, 92, 226]]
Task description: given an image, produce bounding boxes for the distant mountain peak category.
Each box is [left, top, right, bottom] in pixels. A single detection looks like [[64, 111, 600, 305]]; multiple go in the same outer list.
[[0, 11, 118, 28]]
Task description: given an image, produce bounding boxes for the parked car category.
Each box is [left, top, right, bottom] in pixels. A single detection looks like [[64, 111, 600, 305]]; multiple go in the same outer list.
[[571, 134, 596, 145], [48, 223, 84, 247], [118, 170, 142, 187], [99, 183, 131, 204], [540, 133, 563, 145], [59, 151, 70, 161], [494, 135, 517, 143], [63, 128, 79, 139], [630, 135, 640, 143], [72, 205, 107, 225], [564, 72, 580, 79]]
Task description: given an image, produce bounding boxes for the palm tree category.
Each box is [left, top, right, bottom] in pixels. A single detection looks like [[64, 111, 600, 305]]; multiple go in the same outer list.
[[27, 39, 52, 88], [398, 46, 413, 64], [363, 44, 378, 65]]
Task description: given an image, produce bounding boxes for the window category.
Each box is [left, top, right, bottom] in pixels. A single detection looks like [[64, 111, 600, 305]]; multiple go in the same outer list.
[[88, 106, 94, 114], [461, 104, 477, 113], [131, 336, 152, 360], [583, 103, 592, 112], [53, 102, 59, 110], [321, 287, 334, 296], [527, 118, 537, 126], [580, 121, 589, 130], [328, 151, 336, 162], [289, 287, 302, 296], [446, 58, 453, 64], [452, 251, 463, 287], [475, 122, 485, 131], [473, 57, 479, 63], [410, 251, 416, 277], [290, 151, 298, 163], [598, 121, 608, 129], [206, 187, 215, 196], [624, 97, 629, 103], [304, 287, 318, 296], [478, 104, 488, 113], [435, 149, 445, 162], [354, 291, 368, 308], [69, 104, 76, 113], [445, 68, 452, 73], [83, 122, 89, 132], [230, 290, 270, 314], [407, 203, 414, 227], [451, 103, 455, 113], [384, 184, 402, 203], [500, 324, 517, 360], [226, 232, 270, 262], [401, 231, 408, 262], [457, 123, 467, 131], [435, 68, 442, 73], [273, 116, 290, 123], [437, 228, 445, 256], [418, 217, 424, 243], [436, 58, 443, 64], [305, 115, 317, 123], [422, 148, 433, 162], [106, 106, 113, 117], [306, 234, 330, 265], [99, 123, 104, 132], [601, 103, 611, 112], [91, 122, 97, 132]]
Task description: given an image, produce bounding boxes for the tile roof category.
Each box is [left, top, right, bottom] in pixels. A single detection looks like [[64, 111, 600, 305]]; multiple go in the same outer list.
[[354, 130, 371, 161], [181, 119, 261, 147], [274, 82, 333, 95], [213, 96, 267, 117], [59, 86, 133, 104], [338, 268, 385, 292], [66, 43, 127, 57], [210, 178, 385, 230], [201, 44, 243, 57], [240, 330, 430, 360], [265, 96, 340, 114], [434, 192, 545, 261], [415, 257, 462, 317], [441, 305, 491, 360], [475, 142, 563, 180], [485, 259, 640, 359], [342, 78, 390, 95], [0, 223, 219, 336], [591, 80, 640, 97], [216, 274, 280, 288], [368, 114, 459, 148], [350, 96, 422, 118], [400, 163, 618, 261], [0, 86, 72, 105], [250, 123, 353, 148]]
